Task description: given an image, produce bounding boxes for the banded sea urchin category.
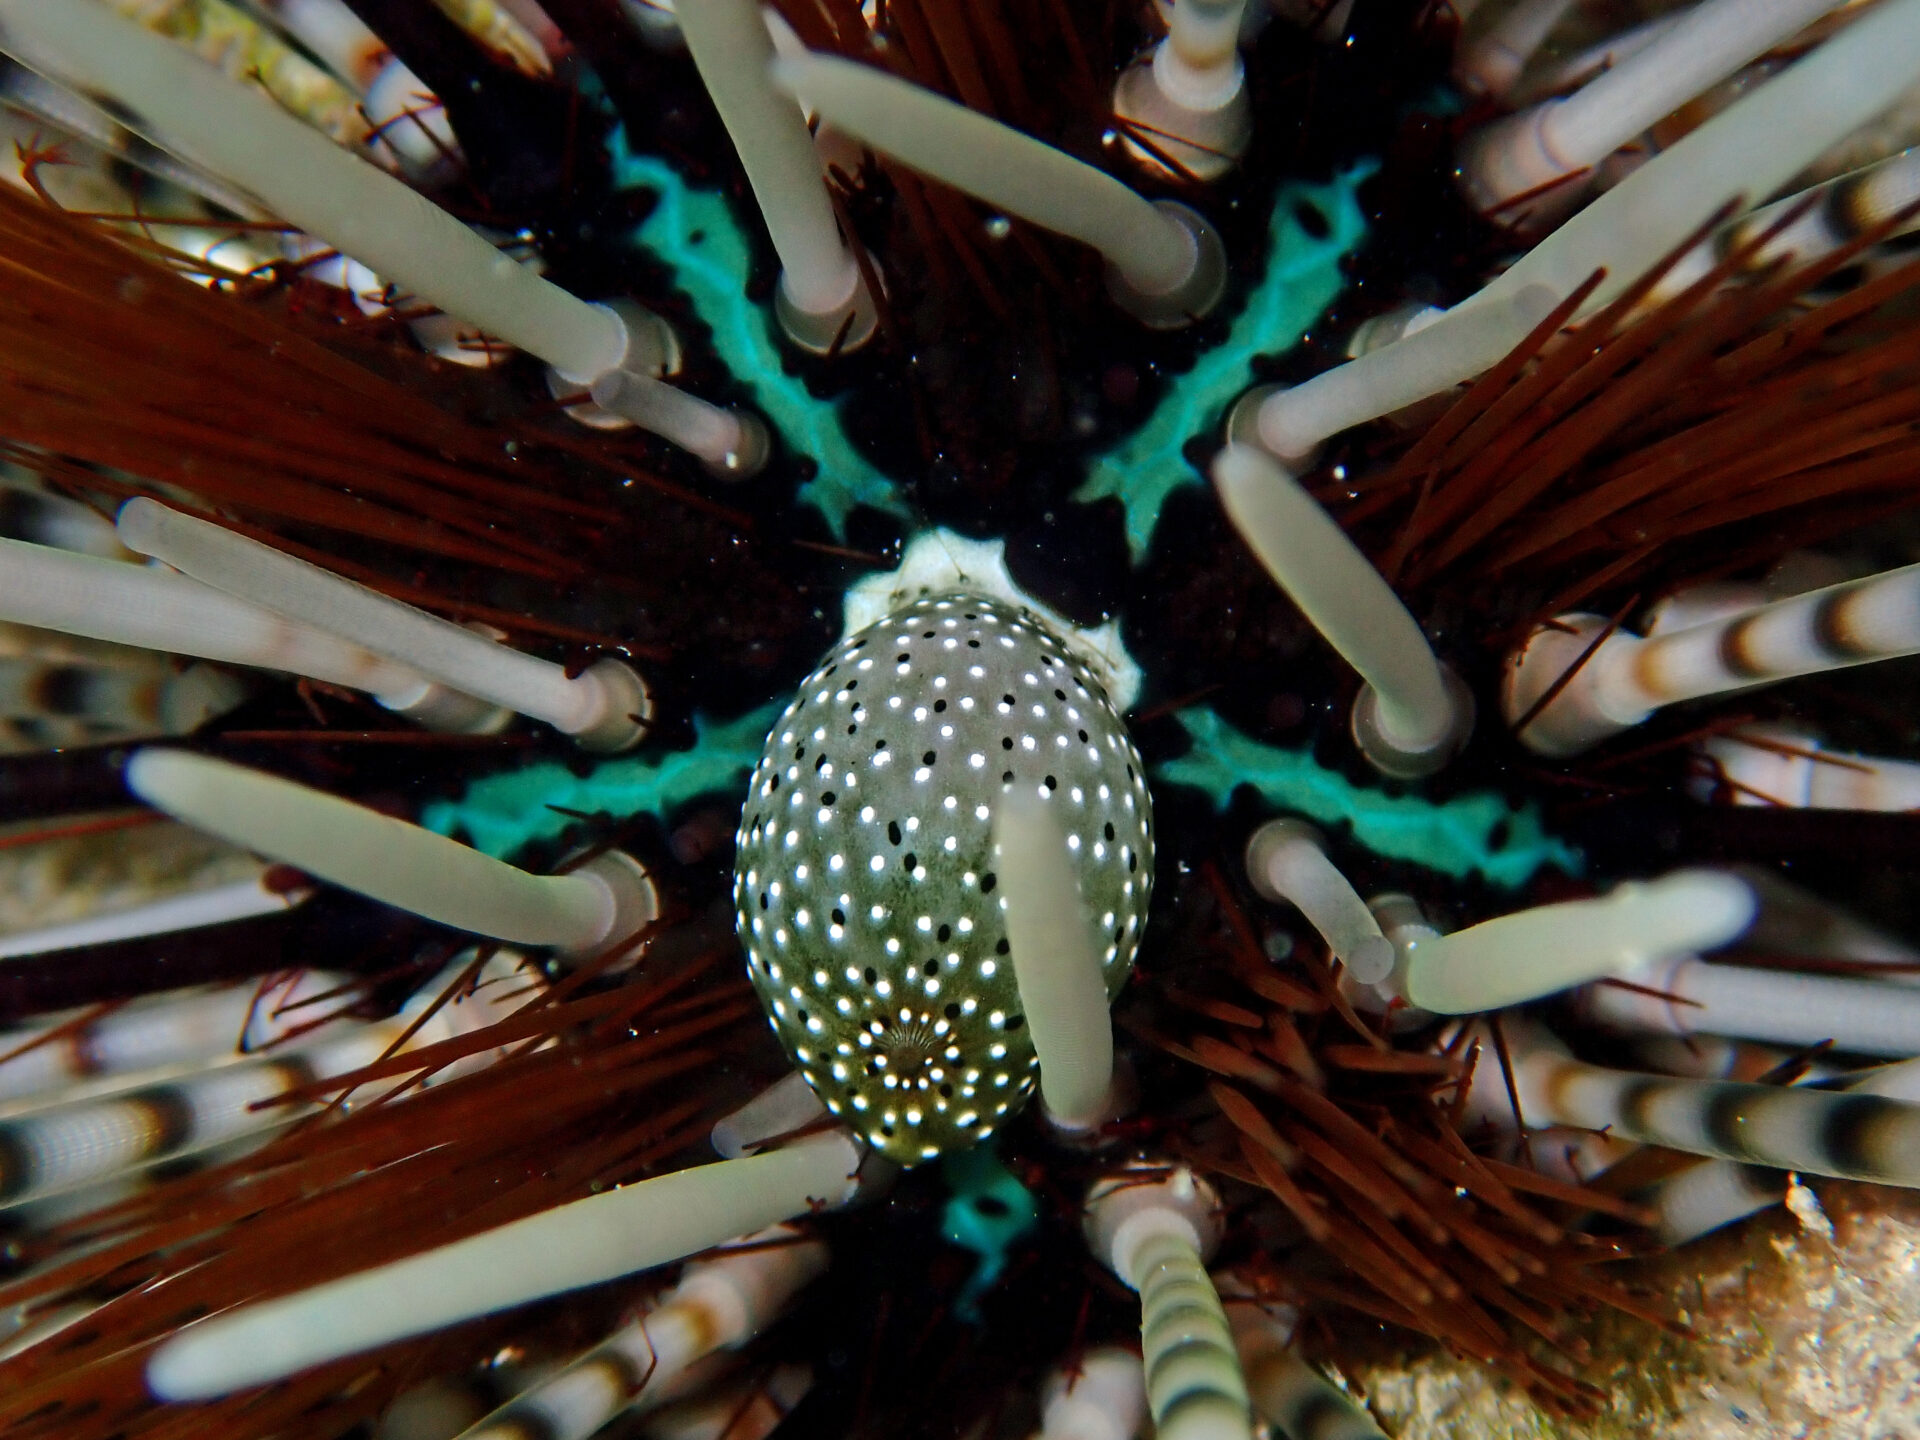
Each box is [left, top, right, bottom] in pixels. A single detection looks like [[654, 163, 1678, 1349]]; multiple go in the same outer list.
[[0, 1, 1918, 1438]]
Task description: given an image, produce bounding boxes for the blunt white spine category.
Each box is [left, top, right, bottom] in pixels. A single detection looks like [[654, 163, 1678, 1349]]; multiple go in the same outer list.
[[0, 0, 626, 374], [1581, 954, 1920, 1059], [1212, 445, 1471, 776], [1401, 869, 1755, 1014], [1112, 0, 1252, 182], [589, 368, 770, 479], [1035, 1348, 1148, 1440], [0, 0, 767, 462], [0, 536, 500, 731], [124, 750, 657, 953], [1201, 0, 1920, 475], [996, 787, 1118, 1135], [117, 499, 649, 749], [769, 50, 1226, 327], [0, 873, 306, 963], [1452, 0, 1582, 99], [0, 972, 331, 1102], [1646, 147, 1920, 306], [1468, 0, 1920, 317], [1243, 820, 1395, 985], [711, 1071, 831, 1160], [145, 1132, 865, 1399], [1228, 286, 1556, 466], [674, 0, 874, 352], [1458, 0, 1849, 216], [1214, 1, 1920, 484]]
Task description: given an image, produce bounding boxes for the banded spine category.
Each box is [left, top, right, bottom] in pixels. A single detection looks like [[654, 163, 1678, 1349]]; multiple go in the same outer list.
[[1086, 1166, 1252, 1440], [0, 969, 338, 1100], [1695, 723, 1920, 811], [0, 1023, 390, 1206], [1505, 1022, 1920, 1185], [1244, 1353, 1388, 1440], [1507, 561, 1920, 755], [460, 1226, 828, 1440], [1134, 1231, 1252, 1440]]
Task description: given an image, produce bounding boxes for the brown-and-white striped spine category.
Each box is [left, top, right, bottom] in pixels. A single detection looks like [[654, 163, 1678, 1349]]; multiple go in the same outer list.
[[1506, 561, 1920, 755], [457, 1227, 828, 1440]]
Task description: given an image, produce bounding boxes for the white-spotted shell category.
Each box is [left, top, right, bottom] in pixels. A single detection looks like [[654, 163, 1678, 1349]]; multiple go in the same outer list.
[[734, 592, 1154, 1164]]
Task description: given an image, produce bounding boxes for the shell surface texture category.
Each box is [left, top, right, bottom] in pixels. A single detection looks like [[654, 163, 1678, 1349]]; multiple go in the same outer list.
[[735, 591, 1153, 1164]]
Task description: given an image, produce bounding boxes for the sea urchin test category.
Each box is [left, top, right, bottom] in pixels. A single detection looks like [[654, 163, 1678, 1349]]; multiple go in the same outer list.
[[736, 592, 1153, 1165]]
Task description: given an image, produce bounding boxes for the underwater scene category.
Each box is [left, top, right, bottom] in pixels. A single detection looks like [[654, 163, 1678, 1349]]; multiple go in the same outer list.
[[0, 1, 1918, 1436]]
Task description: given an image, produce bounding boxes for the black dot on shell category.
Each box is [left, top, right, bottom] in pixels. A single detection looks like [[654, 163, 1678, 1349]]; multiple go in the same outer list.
[[934, 699, 946, 712], [922, 751, 936, 765], [1005, 1014, 1024, 1031], [995, 938, 1010, 955], [864, 967, 878, 984], [980, 873, 997, 893], [1002, 737, 1013, 750], [923, 960, 939, 977], [832, 908, 846, 925], [888, 821, 902, 845], [944, 1003, 960, 1019], [937, 924, 951, 942]]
